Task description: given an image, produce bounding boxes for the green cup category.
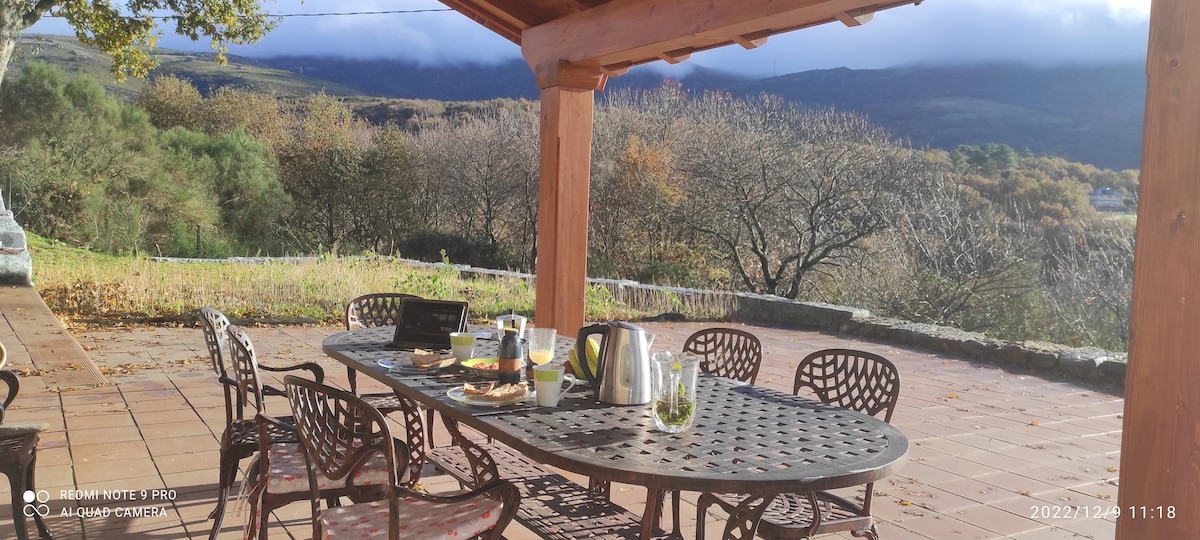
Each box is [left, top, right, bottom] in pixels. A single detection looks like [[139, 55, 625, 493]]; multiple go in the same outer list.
[[450, 332, 475, 362]]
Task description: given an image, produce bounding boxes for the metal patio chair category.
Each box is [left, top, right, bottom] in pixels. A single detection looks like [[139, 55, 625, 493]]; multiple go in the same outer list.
[[283, 374, 519, 540], [199, 307, 325, 538], [344, 293, 443, 444], [0, 350, 53, 540]]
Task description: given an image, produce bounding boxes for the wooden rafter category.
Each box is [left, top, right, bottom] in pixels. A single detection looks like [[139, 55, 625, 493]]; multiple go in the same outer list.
[[478, 0, 554, 27], [521, 0, 919, 69], [439, 0, 525, 43]]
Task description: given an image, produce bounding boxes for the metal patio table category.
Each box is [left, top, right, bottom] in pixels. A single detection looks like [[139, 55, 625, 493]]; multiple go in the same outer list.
[[322, 325, 909, 539]]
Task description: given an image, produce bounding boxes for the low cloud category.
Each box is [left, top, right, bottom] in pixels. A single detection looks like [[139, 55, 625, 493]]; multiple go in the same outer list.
[[28, 0, 1150, 75]]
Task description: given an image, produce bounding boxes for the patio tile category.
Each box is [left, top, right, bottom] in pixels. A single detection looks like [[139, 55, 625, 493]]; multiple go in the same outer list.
[[70, 439, 151, 464], [935, 477, 1026, 505], [144, 434, 219, 457], [948, 504, 1043, 536], [973, 470, 1065, 497], [64, 411, 135, 431], [160, 469, 221, 496], [893, 514, 997, 538], [154, 451, 220, 475], [132, 409, 204, 425], [68, 426, 145, 446], [141, 421, 214, 440], [74, 456, 159, 484]]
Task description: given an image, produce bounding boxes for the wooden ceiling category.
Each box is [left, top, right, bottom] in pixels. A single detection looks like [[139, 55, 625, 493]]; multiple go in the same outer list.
[[439, 0, 922, 77]]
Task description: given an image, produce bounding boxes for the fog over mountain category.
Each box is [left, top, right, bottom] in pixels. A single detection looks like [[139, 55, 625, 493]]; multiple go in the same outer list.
[[29, 0, 1151, 76]]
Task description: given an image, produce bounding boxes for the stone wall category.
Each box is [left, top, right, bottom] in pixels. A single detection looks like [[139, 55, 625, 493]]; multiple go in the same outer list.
[[431, 261, 1128, 389], [148, 255, 1128, 389]]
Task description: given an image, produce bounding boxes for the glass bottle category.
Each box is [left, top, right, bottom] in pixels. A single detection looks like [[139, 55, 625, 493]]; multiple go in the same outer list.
[[497, 327, 523, 386]]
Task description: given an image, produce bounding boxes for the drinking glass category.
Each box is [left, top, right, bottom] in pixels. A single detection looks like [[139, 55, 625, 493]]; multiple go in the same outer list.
[[650, 352, 699, 433], [449, 332, 475, 362], [526, 327, 557, 366]]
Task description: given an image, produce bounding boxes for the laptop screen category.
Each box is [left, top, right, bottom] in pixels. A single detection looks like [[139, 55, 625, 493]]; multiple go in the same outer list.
[[390, 298, 469, 349]]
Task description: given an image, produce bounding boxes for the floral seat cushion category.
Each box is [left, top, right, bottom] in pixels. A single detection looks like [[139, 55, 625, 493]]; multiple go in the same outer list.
[[319, 496, 503, 540], [266, 443, 407, 493]]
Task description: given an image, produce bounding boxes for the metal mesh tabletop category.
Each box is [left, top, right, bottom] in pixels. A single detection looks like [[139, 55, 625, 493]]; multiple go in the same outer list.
[[323, 326, 908, 495]]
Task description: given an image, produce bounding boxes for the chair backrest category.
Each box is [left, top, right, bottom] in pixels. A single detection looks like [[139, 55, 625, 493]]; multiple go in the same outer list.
[[200, 307, 232, 377], [346, 293, 421, 331], [683, 328, 763, 384], [285, 375, 400, 501], [201, 307, 243, 427], [226, 324, 267, 419], [0, 369, 18, 425], [793, 349, 900, 422]]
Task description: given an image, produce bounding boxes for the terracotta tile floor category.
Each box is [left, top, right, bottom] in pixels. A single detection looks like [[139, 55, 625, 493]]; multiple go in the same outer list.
[[0, 322, 1122, 539]]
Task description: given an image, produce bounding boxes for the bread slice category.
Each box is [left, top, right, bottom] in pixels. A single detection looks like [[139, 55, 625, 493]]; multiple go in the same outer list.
[[474, 383, 529, 402], [411, 349, 446, 368], [463, 382, 495, 395]]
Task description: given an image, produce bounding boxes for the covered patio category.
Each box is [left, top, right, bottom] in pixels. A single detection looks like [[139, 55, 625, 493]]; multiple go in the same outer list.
[[0, 315, 1122, 539], [435, 1, 1194, 538]]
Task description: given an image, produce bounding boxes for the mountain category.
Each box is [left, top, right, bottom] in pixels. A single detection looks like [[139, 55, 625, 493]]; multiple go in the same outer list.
[[256, 56, 753, 101], [732, 63, 1145, 171], [8, 34, 1145, 170]]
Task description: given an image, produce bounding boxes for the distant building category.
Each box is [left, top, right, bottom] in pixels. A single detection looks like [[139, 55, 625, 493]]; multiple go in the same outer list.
[[1089, 187, 1126, 211]]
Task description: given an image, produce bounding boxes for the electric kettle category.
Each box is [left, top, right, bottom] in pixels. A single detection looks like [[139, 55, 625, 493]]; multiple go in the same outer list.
[[575, 321, 653, 405]]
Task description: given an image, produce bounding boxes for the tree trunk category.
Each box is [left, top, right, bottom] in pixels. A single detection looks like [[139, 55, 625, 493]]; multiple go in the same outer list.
[[0, 30, 16, 89], [1, 1, 55, 90]]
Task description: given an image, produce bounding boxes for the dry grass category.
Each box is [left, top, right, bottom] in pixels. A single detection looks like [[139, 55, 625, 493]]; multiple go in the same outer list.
[[28, 234, 643, 325]]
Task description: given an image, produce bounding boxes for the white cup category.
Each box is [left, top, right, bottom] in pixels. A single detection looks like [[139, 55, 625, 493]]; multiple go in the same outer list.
[[534, 364, 578, 407], [450, 332, 475, 362]]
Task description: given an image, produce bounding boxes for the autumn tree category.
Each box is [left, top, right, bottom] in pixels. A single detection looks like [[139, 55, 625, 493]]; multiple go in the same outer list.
[[1, 1, 273, 89], [590, 87, 717, 286], [416, 108, 538, 268], [680, 94, 929, 299], [275, 94, 371, 255]]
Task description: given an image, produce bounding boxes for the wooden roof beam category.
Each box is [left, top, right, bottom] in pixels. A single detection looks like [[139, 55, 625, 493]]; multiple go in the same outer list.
[[733, 30, 771, 50], [478, 0, 554, 26], [521, 0, 919, 69], [656, 47, 693, 64], [836, 10, 874, 26], [439, 0, 524, 43], [534, 60, 608, 90]]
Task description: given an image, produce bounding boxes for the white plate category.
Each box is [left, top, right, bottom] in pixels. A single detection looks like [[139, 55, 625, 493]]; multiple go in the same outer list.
[[378, 357, 454, 371], [446, 386, 534, 407], [377, 359, 401, 370]]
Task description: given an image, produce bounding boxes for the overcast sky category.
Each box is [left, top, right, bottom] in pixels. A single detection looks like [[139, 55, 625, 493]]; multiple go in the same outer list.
[[30, 0, 1151, 76]]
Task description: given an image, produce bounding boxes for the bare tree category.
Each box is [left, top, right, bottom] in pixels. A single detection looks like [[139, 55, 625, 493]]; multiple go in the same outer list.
[[679, 94, 926, 299], [885, 174, 1044, 333], [1044, 219, 1134, 348], [416, 108, 538, 267]]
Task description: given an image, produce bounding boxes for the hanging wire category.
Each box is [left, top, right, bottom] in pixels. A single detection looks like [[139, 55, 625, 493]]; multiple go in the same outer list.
[[47, 7, 456, 20]]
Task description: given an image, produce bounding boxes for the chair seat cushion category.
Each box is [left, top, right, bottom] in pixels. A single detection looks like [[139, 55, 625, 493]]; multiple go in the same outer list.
[[0, 421, 49, 437], [266, 443, 407, 494], [319, 495, 503, 540]]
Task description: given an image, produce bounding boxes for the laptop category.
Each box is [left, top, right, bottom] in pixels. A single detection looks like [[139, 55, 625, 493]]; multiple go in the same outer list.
[[387, 298, 469, 351]]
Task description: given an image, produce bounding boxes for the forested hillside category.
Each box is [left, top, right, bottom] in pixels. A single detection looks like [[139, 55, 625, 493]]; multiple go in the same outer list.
[[11, 34, 1145, 169], [0, 64, 1136, 351]]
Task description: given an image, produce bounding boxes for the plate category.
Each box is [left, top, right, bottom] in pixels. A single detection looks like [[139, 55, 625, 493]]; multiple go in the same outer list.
[[377, 359, 401, 371], [378, 357, 454, 371], [460, 357, 524, 379], [413, 357, 456, 370], [447, 386, 533, 407]]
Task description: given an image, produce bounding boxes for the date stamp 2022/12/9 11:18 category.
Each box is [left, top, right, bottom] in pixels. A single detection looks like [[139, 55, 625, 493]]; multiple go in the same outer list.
[[1029, 505, 1177, 520]]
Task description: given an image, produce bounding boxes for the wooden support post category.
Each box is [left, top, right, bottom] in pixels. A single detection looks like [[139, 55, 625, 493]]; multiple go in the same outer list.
[[1116, 1, 1200, 538], [532, 62, 601, 336]]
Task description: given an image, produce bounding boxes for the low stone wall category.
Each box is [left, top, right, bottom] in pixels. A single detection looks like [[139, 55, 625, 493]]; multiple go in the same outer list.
[[445, 262, 1129, 389], [149, 255, 1128, 389]]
